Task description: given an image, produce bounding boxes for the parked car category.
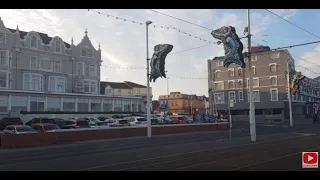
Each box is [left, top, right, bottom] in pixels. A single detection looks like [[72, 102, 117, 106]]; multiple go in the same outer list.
[[76, 118, 101, 128], [170, 116, 188, 124], [25, 118, 65, 127], [60, 120, 79, 129], [97, 117, 109, 121], [125, 116, 148, 126], [0, 117, 23, 131], [81, 117, 107, 126], [109, 119, 130, 127], [3, 125, 37, 134], [31, 123, 61, 132], [151, 118, 164, 125], [182, 115, 194, 123]]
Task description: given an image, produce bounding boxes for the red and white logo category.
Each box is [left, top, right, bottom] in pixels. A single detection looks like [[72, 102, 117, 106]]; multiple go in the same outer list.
[[302, 152, 318, 168]]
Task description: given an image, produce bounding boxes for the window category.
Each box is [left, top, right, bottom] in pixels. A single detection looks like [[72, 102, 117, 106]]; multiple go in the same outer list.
[[228, 81, 235, 89], [87, 49, 94, 58], [252, 66, 256, 75], [238, 80, 243, 88], [248, 90, 260, 102], [0, 31, 5, 44], [84, 80, 97, 94], [76, 62, 84, 75], [0, 50, 12, 67], [214, 92, 224, 104], [30, 56, 38, 70], [253, 78, 259, 87], [228, 69, 234, 76], [23, 73, 43, 91], [270, 63, 276, 72], [271, 52, 280, 59], [81, 50, 86, 57], [252, 55, 258, 61], [39, 59, 53, 71], [270, 88, 278, 101], [47, 97, 61, 111], [0, 71, 11, 88], [54, 61, 61, 73], [228, 91, 236, 103], [215, 70, 221, 79], [216, 61, 223, 66], [55, 41, 61, 52], [30, 96, 45, 111], [31, 36, 37, 48], [270, 76, 277, 86], [214, 81, 224, 90], [89, 64, 96, 77], [237, 68, 243, 76], [238, 91, 244, 102], [105, 88, 112, 95], [48, 76, 66, 92], [11, 96, 27, 112]]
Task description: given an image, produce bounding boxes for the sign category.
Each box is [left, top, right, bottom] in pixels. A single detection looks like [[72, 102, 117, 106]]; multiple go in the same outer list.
[[229, 99, 234, 108], [160, 100, 168, 110], [302, 152, 318, 168]]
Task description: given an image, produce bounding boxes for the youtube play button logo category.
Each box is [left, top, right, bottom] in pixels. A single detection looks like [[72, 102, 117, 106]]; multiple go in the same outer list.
[[302, 152, 318, 168]]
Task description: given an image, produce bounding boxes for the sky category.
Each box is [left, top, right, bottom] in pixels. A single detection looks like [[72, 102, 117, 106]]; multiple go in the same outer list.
[[0, 9, 320, 100]]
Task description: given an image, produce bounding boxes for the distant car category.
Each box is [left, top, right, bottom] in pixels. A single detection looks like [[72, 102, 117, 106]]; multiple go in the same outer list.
[[170, 116, 188, 124], [0, 117, 23, 131], [109, 119, 130, 127], [25, 118, 64, 127], [81, 117, 107, 126], [60, 120, 79, 129], [125, 116, 148, 126], [76, 118, 101, 128], [97, 117, 109, 121], [31, 123, 61, 132], [3, 125, 37, 135], [182, 116, 193, 123]]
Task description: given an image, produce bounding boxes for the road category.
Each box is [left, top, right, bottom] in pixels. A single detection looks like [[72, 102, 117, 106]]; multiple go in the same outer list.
[[0, 123, 320, 171]]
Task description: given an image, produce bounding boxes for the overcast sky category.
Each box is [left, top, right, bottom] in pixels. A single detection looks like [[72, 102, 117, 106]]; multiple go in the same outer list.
[[1, 9, 319, 99]]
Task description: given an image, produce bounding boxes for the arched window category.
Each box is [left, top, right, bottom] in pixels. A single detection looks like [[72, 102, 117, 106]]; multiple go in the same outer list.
[[31, 36, 37, 48], [55, 41, 61, 52]]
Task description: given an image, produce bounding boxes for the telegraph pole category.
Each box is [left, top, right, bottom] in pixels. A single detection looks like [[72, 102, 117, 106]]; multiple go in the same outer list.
[[286, 62, 293, 126], [247, 9, 257, 142], [146, 21, 152, 137]]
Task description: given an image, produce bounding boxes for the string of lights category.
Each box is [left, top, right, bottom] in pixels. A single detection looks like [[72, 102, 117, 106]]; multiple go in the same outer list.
[[88, 9, 219, 45]]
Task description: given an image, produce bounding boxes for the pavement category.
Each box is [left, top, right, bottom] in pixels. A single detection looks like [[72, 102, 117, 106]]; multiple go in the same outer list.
[[0, 123, 320, 171]]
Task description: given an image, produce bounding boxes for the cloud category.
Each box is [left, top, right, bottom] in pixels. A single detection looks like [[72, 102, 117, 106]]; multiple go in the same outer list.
[[296, 46, 320, 78], [0, 9, 298, 99]]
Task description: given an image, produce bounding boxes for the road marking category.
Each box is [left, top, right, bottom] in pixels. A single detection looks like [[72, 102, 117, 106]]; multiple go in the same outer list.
[[293, 133, 316, 136], [227, 146, 320, 171], [73, 133, 318, 171]]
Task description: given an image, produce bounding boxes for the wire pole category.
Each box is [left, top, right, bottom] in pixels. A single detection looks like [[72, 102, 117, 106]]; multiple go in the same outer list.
[[286, 62, 293, 126], [146, 21, 152, 138], [247, 9, 256, 142]]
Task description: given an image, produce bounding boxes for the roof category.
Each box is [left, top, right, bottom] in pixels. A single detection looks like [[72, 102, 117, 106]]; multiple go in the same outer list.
[[101, 82, 132, 89], [7, 28, 71, 48], [124, 81, 146, 88]]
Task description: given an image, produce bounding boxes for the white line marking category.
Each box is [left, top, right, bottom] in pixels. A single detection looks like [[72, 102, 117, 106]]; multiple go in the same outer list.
[[227, 146, 320, 171], [72, 132, 316, 171]]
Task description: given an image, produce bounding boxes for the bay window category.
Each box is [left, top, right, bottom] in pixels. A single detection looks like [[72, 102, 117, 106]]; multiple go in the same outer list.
[[0, 71, 11, 88], [76, 62, 84, 75], [23, 73, 43, 91], [39, 58, 53, 71], [84, 80, 97, 94], [49, 76, 66, 92], [0, 50, 12, 67], [54, 61, 61, 73], [89, 64, 96, 77]]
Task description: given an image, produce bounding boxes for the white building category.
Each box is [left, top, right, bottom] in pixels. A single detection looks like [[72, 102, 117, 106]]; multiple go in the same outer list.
[[0, 17, 145, 116]]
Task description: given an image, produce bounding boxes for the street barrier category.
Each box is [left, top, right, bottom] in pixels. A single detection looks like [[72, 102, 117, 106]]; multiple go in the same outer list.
[[0, 123, 228, 149]]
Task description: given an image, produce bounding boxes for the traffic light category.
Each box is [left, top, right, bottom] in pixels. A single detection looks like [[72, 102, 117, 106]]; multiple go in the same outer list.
[[290, 71, 305, 95], [211, 26, 245, 68], [149, 44, 174, 82]]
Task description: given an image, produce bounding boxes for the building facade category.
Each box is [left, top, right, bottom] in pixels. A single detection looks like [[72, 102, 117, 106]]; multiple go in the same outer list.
[[207, 46, 313, 123], [158, 92, 207, 115], [0, 17, 145, 115]]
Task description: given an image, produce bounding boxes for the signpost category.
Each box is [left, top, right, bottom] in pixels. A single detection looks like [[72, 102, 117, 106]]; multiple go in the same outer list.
[[160, 100, 168, 111]]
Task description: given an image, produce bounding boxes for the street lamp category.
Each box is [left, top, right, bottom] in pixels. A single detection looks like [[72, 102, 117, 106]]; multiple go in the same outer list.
[[146, 21, 152, 138]]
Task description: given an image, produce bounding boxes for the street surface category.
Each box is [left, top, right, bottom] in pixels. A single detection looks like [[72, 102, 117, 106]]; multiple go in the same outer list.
[[0, 123, 320, 171]]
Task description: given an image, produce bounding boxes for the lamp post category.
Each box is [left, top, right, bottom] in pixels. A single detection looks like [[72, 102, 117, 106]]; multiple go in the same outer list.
[[146, 21, 152, 138]]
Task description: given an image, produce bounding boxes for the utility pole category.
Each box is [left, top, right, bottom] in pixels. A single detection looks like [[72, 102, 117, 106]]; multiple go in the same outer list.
[[247, 9, 256, 142], [146, 21, 152, 138], [286, 62, 293, 126]]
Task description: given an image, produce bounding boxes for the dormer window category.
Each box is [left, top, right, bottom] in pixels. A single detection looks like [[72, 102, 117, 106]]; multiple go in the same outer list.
[[0, 31, 5, 44], [31, 36, 37, 48], [55, 41, 61, 52], [81, 50, 86, 57]]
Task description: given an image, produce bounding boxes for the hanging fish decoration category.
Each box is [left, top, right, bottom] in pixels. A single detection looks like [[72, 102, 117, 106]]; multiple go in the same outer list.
[[149, 44, 174, 82], [290, 71, 305, 95], [211, 26, 245, 68]]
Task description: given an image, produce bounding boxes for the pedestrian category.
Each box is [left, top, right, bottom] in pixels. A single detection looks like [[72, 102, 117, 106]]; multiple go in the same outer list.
[[313, 112, 318, 124]]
